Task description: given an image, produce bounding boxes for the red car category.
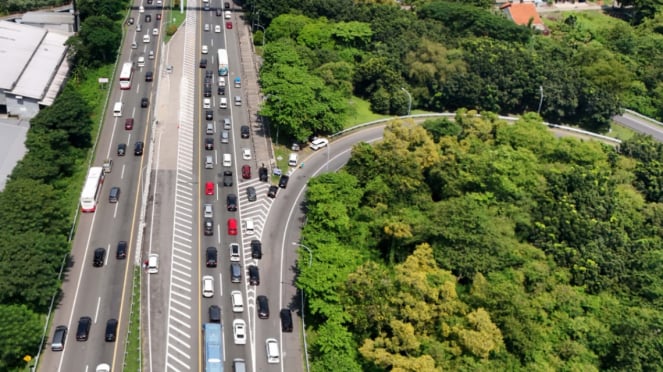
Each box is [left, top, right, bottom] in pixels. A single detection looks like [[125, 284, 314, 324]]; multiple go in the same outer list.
[[124, 118, 134, 130], [226, 22, 232, 29], [156, 13, 162, 20], [205, 181, 215, 195], [242, 165, 251, 179]]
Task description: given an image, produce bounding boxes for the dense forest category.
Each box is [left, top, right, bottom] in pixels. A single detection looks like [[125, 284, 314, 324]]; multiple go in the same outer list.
[[297, 112, 663, 370], [254, 0, 663, 142]]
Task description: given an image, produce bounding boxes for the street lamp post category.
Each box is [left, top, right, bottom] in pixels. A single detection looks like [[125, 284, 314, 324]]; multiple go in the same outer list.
[[401, 87, 412, 116], [292, 242, 312, 372], [537, 85, 544, 115], [255, 24, 266, 46]]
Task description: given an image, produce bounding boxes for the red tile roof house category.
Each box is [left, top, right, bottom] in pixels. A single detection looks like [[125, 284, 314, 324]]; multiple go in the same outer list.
[[501, 2, 548, 32]]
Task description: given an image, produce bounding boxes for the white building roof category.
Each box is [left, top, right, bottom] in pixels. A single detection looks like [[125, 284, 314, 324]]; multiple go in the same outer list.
[[21, 11, 74, 25], [0, 21, 46, 92], [12, 31, 69, 99]]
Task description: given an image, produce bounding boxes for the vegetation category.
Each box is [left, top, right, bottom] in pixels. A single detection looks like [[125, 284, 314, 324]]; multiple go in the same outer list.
[[0, 0, 69, 15], [0, 0, 128, 369], [298, 112, 663, 370], [253, 0, 663, 144]]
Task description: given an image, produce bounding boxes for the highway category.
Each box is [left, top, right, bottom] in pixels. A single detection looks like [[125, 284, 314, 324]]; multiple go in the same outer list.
[[39, 1, 165, 371]]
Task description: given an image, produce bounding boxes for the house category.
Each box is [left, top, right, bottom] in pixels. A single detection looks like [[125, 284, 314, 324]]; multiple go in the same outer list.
[[501, 3, 546, 32]]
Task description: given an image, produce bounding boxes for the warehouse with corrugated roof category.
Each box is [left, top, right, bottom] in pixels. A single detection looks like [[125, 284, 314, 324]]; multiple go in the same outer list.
[[0, 20, 71, 119]]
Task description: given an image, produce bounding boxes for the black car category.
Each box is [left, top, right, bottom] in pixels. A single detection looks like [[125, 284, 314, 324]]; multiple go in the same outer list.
[[204, 218, 214, 236], [218, 86, 225, 95], [259, 166, 269, 182], [206, 247, 218, 267], [204, 86, 212, 97], [134, 141, 144, 156], [145, 71, 153, 82], [251, 239, 262, 259], [226, 194, 237, 211], [248, 265, 260, 285], [205, 110, 213, 120], [246, 186, 257, 202], [199, 58, 207, 68], [257, 295, 269, 319], [209, 305, 221, 323], [205, 70, 213, 79], [145, 14, 151, 22], [76, 316, 92, 341], [116, 241, 128, 259], [223, 171, 233, 186], [267, 185, 278, 198], [128, 17, 134, 25], [117, 143, 127, 156], [204, 76, 212, 85], [280, 309, 293, 332], [141, 97, 149, 108], [205, 137, 214, 150], [93, 248, 105, 267], [105, 319, 118, 342], [240, 125, 250, 138], [216, 8, 222, 16], [279, 175, 289, 189]]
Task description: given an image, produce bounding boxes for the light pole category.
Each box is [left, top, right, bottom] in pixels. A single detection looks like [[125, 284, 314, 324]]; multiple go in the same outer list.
[[255, 24, 266, 46], [401, 87, 412, 116], [537, 85, 544, 115], [292, 242, 312, 372]]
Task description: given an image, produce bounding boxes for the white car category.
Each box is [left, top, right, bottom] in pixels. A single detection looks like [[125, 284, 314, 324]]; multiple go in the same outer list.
[[224, 11, 231, 19], [96, 364, 111, 372], [218, 77, 226, 87], [233, 319, 246, 345], [139, 5, 145, 12], [242, 148, 251, 160], [152, 28, 159, 36], [265, 338, 280, 364], [231, 290, 244, 312], [215, 25, 221, 33], [203, 98, 211, 109], [202, 275, 214, 298], [202, 45, 208, 54], [204, 24, 210, 31], [310, 138, 329, 150], [230, 243, 240, 262]]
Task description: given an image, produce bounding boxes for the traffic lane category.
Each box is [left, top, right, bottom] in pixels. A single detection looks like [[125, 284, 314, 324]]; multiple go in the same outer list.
[[145, 167, 181, 372], [613, 114, 663, 142]]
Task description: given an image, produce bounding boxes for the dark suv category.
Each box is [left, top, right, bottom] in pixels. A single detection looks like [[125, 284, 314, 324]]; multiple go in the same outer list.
[[76, 316, 92, 341], [226, 194, 237, 211], [251, 240, 262, 259], [117, 143, 127, 156], [279, 175, 289, 189], [223, 171, 233, 186], [116, 241, 127, 259], [93, 248, 105, 267], [141, 97, 149, 108], [105, 319, 118, 342], [259, 166, 269, 182], [257, 295, 269, 319], [206, 247, 218, 267], [248, 265, 260, 285], [209, 305, 221, 323], [134, 141, 144, 156], [240, 125, 250, 138], [280, 309, 293, 332], [267, 185, 278, 198]]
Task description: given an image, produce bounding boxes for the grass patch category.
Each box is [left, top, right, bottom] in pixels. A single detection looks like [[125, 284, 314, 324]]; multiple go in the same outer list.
[[346, 97, 391, 128], [123, 267, 142, 372], [609, 123, 637, 141], [164, 1, 187, 42]]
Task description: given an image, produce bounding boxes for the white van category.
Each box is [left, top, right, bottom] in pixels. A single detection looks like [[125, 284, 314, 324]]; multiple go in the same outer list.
[[288, 153, 298, 167], [245, 218, 254, 233], [219, 97, 228, 109], [223, 153, 231, 167], [148, 254, 159, 274], [143, 34, 151, 43], [113, 102, 123, 117], [231, 290, 244, 312], [205, 155, 214, 169], [265, 338, 280, 364]]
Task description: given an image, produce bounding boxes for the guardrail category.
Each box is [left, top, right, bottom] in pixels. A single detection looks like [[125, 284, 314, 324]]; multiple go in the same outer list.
[[330, 113, 622, 145], [623, 109, 663, 128]]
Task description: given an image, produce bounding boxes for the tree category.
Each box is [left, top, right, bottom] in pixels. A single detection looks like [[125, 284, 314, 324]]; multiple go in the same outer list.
[[30, 85, 93, 149], [0, 232, 68, 312], [74, 15, 122, 66], [0, 178, 69, 236], [76, 0, 125, 22], [0, 304, 43, 370]]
